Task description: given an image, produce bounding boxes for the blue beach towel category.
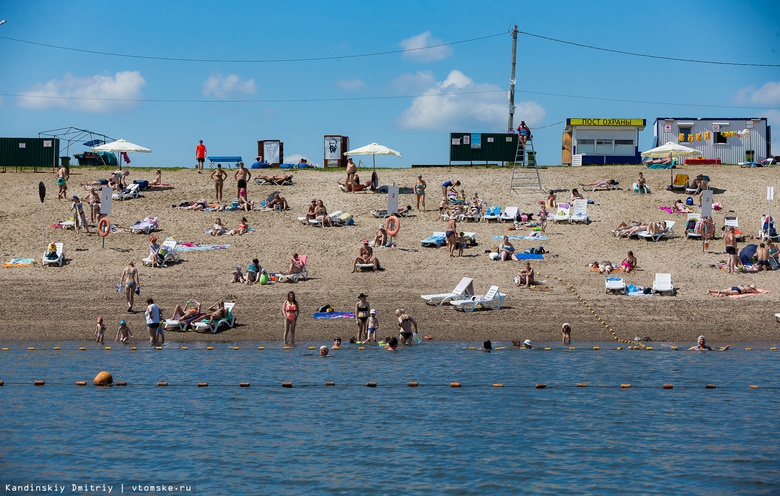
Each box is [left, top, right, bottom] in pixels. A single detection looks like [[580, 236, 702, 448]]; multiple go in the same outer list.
[[513, 253, 545, 260]]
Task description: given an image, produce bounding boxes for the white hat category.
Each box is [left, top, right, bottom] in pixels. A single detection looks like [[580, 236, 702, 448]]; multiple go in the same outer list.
[[523, 339, 532, 346], [370, 309, 376, 314]]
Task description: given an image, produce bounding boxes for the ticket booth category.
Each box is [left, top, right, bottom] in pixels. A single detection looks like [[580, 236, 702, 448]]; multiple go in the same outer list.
[[257, 140, 284, 166], [324, 135, 349, 168]]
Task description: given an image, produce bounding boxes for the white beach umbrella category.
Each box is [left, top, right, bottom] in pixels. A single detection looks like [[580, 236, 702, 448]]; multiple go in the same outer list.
[[92, 138, 151, 168], [344, 142, 402, 170], [641, 142, 702, 186]]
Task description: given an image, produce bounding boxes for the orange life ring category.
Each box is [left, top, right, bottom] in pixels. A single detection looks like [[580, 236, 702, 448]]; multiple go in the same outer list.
[[385, 215, 400, 237], [98, 218, 111, 237], [701, 218, 714, 240]]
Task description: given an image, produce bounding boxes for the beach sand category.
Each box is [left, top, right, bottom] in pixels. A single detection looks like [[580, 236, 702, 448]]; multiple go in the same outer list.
[[1, 164, 778, 346]]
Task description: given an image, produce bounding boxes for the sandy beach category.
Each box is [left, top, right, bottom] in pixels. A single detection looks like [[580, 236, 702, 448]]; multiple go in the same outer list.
[[1, 163, 779, 346]]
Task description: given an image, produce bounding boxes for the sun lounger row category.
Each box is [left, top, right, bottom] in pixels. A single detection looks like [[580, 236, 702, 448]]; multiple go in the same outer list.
[[297, 211, 353, 227], [606, 274, 674, 295], [420, 278, 507, 312]]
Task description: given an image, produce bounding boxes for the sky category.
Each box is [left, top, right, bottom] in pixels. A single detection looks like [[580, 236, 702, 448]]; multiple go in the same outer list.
[[1, 0, 779, 168]]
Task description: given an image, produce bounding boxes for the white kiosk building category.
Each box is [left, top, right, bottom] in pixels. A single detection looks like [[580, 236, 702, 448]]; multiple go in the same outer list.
[[652, 117, 771, 164]]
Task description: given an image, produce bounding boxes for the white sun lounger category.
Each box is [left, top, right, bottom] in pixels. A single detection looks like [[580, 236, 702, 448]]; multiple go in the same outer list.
[[605, 277, 626, 294], [652, 273, 675, 295], [421, 277, 475, 306], [449, 285, 507, 312], [41, 242, 64, 267]]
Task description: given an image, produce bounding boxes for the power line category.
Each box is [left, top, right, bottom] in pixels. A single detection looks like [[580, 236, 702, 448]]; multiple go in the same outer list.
[[4, 88, 775, 111], [0, 32, 505, 63], [0, 89, 505, 103], [519, 31, 780, 68]]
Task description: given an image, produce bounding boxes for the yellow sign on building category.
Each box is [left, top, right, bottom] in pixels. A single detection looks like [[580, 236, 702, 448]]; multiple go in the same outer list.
[[568, 118, 645, 127]]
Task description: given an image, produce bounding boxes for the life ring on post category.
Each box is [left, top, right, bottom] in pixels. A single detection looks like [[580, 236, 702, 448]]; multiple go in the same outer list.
[[385, 215, 400, 237], [98, 218, 111, 237], [701, 218, 714, 240]]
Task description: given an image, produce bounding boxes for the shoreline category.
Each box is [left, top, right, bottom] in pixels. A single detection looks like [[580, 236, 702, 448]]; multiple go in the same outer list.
[[2, 165, 779, 345]]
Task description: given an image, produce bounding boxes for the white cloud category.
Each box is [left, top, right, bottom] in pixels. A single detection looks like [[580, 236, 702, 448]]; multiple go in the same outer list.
[[400, 31, 452, 62], [18, 71, 146, 113], [397, 69, 546, 130], [202, 73, 256, 99], [389, 70, 437, 93], [735, 81, 780, 106], [336, 78, 365, 91]]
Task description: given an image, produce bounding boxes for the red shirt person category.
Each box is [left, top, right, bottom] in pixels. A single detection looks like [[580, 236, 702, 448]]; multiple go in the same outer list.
[[195, 140, 207, 173]]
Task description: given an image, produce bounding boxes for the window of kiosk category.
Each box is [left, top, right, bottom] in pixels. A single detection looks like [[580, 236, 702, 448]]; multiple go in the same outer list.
[[596, 139, 613, 155], [614, 139, 634, 155], [577, 139, 595, 154], [714, 131, 729, 144], [679, 127, 693, 142]]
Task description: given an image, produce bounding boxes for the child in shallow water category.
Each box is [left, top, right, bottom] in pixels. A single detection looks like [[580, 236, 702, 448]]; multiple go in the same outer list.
[[94, 316, 105, 344]]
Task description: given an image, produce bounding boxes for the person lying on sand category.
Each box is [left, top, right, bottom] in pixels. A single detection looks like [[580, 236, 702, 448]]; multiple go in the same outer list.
[[707, 284, 757, 296]]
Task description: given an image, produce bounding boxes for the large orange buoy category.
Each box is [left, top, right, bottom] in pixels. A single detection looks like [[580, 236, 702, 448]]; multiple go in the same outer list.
[[385, 215, 400, 237], [94, 371, 113, 386], [98, 218, 111, 237]]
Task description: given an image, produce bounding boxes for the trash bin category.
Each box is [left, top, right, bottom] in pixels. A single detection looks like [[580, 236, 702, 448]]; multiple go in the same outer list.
[[746, 150, 755, 163], [60, 156, 71, 167]]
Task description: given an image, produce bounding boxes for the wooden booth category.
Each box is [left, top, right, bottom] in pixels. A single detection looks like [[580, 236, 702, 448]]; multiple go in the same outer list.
[[257, 140, 284, 167], [324, 135, 349, 168]]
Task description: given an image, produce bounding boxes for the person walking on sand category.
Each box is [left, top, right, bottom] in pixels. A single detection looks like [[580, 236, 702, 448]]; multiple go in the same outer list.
[[724, 226, 739, 273], [446, 217, 458, 257], [346, 157, 358, 190], [415, 174, 427, 210], [283, 291, 299, 345], [56, 164, 69, 200], [119, 262, 140, 312], [70, 195, 90, 233], [210, 163, 227, 202], [195, 139, 207, 173], [235, 162, 251, 200]]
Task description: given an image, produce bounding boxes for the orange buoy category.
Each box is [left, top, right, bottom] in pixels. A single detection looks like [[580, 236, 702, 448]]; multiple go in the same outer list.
[[98, 217, 111, 237], [94, 371, 113, 386], [385, 215, 400, 237]]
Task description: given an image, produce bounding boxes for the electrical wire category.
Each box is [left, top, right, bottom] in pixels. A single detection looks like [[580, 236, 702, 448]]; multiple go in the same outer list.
[[519, 31, 780, 68], [0, 32, 505, 63]]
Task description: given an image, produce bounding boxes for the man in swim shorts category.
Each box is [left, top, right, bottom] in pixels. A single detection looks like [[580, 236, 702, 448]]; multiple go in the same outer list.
[[145, 298, 161, 345], [235, 162, 251, 200], [724, 226, 739, 273]]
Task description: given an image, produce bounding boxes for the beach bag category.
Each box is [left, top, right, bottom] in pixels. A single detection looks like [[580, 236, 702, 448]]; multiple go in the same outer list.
[[770, 257, 780, 271], [317, 304, 334, 313], [259, 272, 270, 285], [685, 197, 694, 206]]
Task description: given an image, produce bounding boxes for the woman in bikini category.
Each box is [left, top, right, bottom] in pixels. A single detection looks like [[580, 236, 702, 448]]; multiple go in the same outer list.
[[415, 174, 427, 211], [282, 292, 299, 345], [70, 195, 90, 233], [210, 164, 227, 202], [314, 200, 333, 227], [446, 217, 458, 257], [84, 188, 101, 224], [621, 251, 637, 273], [499, 235, 515, 262], [229, 217, 249, 236], [118, 261, 140, 312], [355, 293, 371, 342], [211, 218, 226, 236]]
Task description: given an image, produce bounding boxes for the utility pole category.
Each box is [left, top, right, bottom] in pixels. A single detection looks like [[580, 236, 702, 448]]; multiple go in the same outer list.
[[507, 24, 518, 132]]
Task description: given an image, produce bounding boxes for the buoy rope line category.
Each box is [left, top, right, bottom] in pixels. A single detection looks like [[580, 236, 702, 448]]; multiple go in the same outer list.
[[0, 380, 775, 390], [542, 273, 647, 349], [3, 345, 777, 352]]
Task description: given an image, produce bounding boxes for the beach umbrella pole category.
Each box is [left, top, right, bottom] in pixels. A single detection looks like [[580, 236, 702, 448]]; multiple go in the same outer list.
[[38, 181, 46, 255]]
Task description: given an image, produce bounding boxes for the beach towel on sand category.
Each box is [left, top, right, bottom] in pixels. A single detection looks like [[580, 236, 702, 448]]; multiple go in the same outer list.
[[491, 235, 548, 241], [3, 258, 35, 267], [174, 243, 230, 252], [710, 289, 770, 299], [513, 253, 544, 260], [314, 311, 355, 319]]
